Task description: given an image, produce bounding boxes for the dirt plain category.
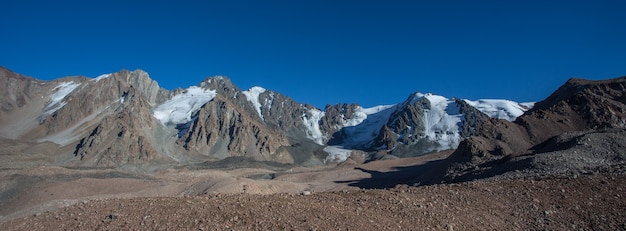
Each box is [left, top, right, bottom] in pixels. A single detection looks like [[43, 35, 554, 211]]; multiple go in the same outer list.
[[0, 149, 625, 230]]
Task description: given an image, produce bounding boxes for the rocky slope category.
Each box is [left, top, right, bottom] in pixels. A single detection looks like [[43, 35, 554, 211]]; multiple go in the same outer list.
[[0, 66, 533, 168], [2, 67, 626, 229], [413, 76, 626, 184]]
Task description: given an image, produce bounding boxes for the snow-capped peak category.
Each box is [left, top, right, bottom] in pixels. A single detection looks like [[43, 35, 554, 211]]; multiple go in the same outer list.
[[91, 73, 112, 82], [242, 86, 267, 120], [152, 86, 217, 125]]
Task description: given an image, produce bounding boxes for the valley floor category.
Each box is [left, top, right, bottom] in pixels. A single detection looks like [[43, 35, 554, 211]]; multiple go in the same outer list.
[[2, 174, 625, 230], [1, 151, 624, 230]]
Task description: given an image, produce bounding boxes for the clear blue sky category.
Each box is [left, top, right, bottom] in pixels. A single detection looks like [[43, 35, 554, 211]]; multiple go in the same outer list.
[[2, 0, 625, 108]]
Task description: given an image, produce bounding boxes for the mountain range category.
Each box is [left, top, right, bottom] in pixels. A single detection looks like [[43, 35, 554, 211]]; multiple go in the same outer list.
[[0, 66, 536, 168]]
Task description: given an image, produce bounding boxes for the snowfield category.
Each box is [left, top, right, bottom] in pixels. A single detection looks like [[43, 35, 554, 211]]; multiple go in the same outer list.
[[91, 73, 112, 82], [416, 93, 463, 151], [243, 86, 267, 120], [302, 108, 326, 145], [317, 92, 533, 156], [153, 86, 216, 125], [337, 105, 397, 148], [463, 99, 533, 121], [42, 81, 81, 118]]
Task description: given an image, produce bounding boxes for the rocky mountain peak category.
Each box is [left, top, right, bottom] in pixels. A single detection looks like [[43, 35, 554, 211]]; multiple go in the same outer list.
[[0, 66, 547, 168], [519, 76, 626, 143], [199, 76, 239, 96]]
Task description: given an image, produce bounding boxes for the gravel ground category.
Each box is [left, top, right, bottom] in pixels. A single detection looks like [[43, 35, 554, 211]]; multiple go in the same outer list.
[[2, 173, 624, 230]]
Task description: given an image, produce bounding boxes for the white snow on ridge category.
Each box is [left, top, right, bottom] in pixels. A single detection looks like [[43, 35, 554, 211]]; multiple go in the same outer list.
[[415, 93, 463, 150], [243, 86, 267, 120], [42, 81, 81, 117], [463, 99, 532, 121], [339, 105, 397, 147], [520, 102, 535, 109], [361, 104, 396, 115], [343, 104, 396, 127], [302, 108, 326, 145], [91, 73, 112, 82], [153, 86, 216, 125]]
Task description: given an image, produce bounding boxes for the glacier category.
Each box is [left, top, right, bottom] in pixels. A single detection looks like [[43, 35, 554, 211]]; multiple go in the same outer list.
[[463, 99, 533, 121], [315, 92, 533, 156], [415, 93, 463, 151], [242, 86, 267, 120], [337, 105, 397, 148], [153, 86, 216, 126], [302, 108, 326, 145]]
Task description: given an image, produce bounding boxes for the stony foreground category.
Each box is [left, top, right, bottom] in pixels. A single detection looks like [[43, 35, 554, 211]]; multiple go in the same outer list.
[[2, 174, 624, 230]]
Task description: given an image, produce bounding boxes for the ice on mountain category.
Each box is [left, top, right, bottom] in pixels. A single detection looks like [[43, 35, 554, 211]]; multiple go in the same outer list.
[[243, 86, 267, 120], [302, 108, 326, 145], [91, 73, 112, 82], [42, 81, 81, 118], [341, 105, 395, 128], [339, 105, 397, 147], [415, 93, 463, 150], [463, 99, 532, 121], [153, 86, 216, 125]]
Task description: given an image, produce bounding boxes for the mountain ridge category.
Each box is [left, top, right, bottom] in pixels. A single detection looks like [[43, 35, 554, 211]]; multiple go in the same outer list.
[[0, 66, 534, 168], [409, 75, 626, 185]]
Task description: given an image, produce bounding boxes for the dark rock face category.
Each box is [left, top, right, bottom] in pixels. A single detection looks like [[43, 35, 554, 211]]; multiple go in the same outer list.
[[320, 103, 361, 135], [385, 94, 427, 148], [177, 77, 323, 163], [519, 77, 626, 143], [322, 103, 363, 145], [372, 125, 397, 151], [494, 77, 624, 155], [72, 87, 163, 167], [177, 94, 292, 162]]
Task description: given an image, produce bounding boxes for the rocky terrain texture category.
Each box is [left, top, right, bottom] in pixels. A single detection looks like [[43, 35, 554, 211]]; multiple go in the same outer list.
[[1, 67, 625, 229], [2, 174, 624, 230]]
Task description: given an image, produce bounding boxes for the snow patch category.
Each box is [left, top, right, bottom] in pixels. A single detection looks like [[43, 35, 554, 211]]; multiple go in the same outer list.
[[415, 93, 463, 150], [91, 73, 112, 82], [323, 146, 352, 163], [153, 86, 216, 125], [463, 99, 533, 121], [242, 86, 267, 120], [302, 108, 326, 145], [339, 105, 397, 147], [42, 81, 81, 118], [341, 105, 395, 127]]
